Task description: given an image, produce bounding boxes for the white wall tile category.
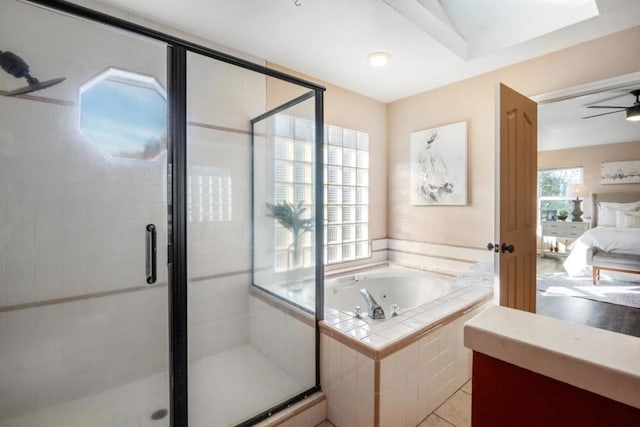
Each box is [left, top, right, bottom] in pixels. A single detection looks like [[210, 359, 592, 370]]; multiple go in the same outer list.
[[371, 238, 388, 251], [277, 398, 326, 427], [356, 352, 374, 393], [248, 295, 315, 389], [406, 368, 419, 426], [380, 354, 394, 393], [323, 301, 490, 425], [357, 384, 375, 427], [379, 392, 394, 427], [387, 238, 494, 276], [1, 1, 270, 416]]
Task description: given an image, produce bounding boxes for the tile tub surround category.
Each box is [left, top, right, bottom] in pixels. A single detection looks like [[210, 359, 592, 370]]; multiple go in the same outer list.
[[320, 264, 493, 426], [464, 306, 640, 410], [323, 238, 491, 280], [383, 239, 493, 277], [322, 263, 494, 354]]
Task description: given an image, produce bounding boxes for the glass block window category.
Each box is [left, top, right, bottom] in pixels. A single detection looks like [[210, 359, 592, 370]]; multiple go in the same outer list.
[[188, 166, 232, 222], [272, 115, 316, 272], [324, 125, 370, 264], [271, 116, 370, 270]]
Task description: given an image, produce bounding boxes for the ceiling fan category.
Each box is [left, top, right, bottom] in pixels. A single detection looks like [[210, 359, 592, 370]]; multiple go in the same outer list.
[[581, 89, 640, 121]]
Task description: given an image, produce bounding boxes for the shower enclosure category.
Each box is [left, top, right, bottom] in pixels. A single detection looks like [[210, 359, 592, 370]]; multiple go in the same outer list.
[[252, 91, 321, 312], [0, 1, 324, 426]]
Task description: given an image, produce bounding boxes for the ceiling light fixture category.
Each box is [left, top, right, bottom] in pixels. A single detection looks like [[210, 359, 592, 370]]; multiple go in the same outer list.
[[627, 105, 640, 122], [368, 51, 391, 67]]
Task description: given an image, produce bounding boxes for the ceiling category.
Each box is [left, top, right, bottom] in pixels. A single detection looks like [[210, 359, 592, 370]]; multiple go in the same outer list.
[[90, 0, 640, 103], [538, 85, 640, 151]]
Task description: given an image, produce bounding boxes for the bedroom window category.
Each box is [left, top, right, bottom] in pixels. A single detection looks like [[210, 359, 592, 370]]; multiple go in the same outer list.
[[538, 167, 584, 223]]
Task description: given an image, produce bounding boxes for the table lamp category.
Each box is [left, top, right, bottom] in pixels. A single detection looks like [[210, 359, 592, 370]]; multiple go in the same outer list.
[[567, 184, 588, 222]]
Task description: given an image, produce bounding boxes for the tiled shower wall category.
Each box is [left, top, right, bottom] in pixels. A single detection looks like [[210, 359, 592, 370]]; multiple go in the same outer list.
[[0, 0, 268, 418], [186, 49, 266, 360], [0, 1, 169, 310], [0, 2, 170, 416], [249, 294, 316, 388]]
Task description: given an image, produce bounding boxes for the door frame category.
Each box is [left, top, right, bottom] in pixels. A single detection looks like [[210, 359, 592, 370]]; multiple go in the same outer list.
[[531, 71, 640, 105], [494, 71, 640, 309], [25, 1, 326, 426]]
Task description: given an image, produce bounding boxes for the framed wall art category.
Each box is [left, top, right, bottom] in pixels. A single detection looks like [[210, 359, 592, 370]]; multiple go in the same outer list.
[[601, 160, 640, 184], [410, 121, 467, 206]]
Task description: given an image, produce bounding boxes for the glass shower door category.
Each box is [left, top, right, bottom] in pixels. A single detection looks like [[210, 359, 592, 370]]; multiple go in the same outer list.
[[0, 2, 170, 425], [252, 92, 318, 312], [186, 51, 319, 426]]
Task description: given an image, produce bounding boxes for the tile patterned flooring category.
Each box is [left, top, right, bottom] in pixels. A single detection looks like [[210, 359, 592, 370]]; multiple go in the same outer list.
[[419, 379, 472, 427], [318, 378, 473, 427]]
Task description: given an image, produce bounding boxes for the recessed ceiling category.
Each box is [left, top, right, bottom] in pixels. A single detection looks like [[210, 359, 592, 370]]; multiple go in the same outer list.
[[539, 86, 640, 151], [90, 0, 640, 102], [438, 0, 599, 58]]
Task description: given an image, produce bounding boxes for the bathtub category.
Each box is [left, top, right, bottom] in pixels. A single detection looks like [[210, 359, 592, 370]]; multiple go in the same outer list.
[[320, 262, 494, 426], [324, 265, 452, 314]]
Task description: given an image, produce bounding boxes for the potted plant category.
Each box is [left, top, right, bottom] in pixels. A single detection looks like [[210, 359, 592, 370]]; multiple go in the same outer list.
[[557, 209, 569, 221], [265, 201, 314, 291]]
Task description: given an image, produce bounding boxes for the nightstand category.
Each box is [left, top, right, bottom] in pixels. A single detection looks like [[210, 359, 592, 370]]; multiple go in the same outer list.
[[540, 221, 589, 256]]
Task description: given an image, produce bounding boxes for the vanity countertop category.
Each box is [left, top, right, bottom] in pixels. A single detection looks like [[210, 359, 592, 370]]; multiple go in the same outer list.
[[464, 306, 640, 409]]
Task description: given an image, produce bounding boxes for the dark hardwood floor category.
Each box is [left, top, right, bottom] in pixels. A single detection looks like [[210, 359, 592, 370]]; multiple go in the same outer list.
[[537, 291, 640, 337], [536, 255, 640, 337]]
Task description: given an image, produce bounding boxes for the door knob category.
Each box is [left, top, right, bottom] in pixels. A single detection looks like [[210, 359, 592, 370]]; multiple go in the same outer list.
[[486, 243, 499, 253], [501, 243, 515, 253]]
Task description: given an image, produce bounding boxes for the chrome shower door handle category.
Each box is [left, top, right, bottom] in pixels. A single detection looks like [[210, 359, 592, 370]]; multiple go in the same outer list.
[[146, 224, 157, 284]]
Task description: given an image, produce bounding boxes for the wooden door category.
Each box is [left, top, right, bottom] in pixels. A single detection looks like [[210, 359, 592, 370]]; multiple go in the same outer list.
[[496, 83, 538, 312]]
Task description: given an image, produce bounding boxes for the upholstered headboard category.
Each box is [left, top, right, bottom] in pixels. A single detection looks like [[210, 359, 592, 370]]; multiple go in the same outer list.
[[591, 192, 640, 227]]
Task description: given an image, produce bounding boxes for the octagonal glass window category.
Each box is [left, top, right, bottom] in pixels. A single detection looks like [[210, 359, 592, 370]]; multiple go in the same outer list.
[[80, 68, 167, 160]]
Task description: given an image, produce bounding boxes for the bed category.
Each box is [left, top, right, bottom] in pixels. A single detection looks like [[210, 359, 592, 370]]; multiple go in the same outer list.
[[563, 191, 640, 284]]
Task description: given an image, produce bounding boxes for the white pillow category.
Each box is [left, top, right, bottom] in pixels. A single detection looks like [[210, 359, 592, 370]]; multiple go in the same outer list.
[[615, 210, 640, 228], [598, 201, 640, 226]]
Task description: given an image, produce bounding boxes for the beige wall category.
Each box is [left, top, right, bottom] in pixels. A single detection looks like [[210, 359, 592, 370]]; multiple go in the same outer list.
[[387, 26, 640, 248], [266, 63, 388, 239], [538, 141, 640, 219]]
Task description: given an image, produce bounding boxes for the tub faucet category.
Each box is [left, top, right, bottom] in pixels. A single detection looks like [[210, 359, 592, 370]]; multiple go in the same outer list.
[[359, 288, 385, 319]]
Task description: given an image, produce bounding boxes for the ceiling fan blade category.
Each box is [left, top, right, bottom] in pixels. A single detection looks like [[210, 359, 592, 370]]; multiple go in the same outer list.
[[586, 105, 627, 109], [581, 110, 626, 119], [585, 90, 635, 106]]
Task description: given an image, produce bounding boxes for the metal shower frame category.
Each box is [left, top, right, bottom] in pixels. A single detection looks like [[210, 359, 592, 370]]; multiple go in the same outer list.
[[24, 1, 326, 426]]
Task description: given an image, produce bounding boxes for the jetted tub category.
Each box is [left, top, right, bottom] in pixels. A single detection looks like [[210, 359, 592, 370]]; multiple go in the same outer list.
[[324, 265, 453, 314], [320, 263, 493, 426]]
